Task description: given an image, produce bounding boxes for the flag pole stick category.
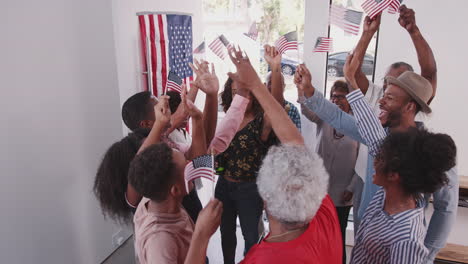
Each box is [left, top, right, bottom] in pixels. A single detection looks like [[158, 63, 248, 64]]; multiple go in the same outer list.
[[211, 148, 215, 198], [146, 36, 153, 96], [296, 25, 300, 64]]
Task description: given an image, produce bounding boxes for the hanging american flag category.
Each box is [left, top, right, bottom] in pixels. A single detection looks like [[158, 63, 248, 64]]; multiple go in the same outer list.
[[275, 31, 298, 54], [193, 41, 205, 54], [208, 35, 232, 60], [330, 4, 363, 35], [388, 0, 402, 14], [244, 22, 258, 41], [362, 0, 395, 19], [184, 154, 216, 193], [138, 13, 193, 96], [313, 37, 333, 53], [166, 71, 183, 93]]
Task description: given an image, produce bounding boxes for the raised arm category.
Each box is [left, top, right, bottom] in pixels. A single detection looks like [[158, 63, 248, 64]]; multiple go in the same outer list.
[[126, 96, 171, 207], [184, 199, 223, 264], [190, 59, 219, 147], [264, 45, 284, 104], [182, 85, 207, 160], [208, 94, 249, 154], [344, 53, 386, 156], [227, 47, 303, 146], [354, 14, 381, 94], [294, 66, 321, 124], [399, 5, 437, 103], [295, 64, 365, 143]]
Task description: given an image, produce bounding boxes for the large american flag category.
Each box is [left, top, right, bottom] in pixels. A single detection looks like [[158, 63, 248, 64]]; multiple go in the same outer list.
[[138, 13, 193, 96], [361, 0, 393, 19], [313, 37, 333, 53], [184, 154, 215, 193], [244, 22, 258, 41], [275, 31, 298, 54], [330, 4, 364, 35], [208, 35, 232, 60]]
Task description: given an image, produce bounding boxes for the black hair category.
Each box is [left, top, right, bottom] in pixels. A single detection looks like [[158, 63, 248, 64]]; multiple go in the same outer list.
[[376, 129, 456, 196], [329, 80, 349, 97], [390, 62, 414, 72], [128, 143, 177, 202], [166, 91, 182, 114], [93, 128, 150, 223], [221, 77, 262, 113], [121, 91, 153, 131]]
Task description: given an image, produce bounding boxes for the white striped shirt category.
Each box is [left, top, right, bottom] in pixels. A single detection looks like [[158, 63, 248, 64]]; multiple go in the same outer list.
[[346, 89, 387, 157], [350, 188, 429, 264]]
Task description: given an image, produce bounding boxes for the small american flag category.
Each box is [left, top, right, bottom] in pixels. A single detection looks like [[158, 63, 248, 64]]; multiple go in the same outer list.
[[275, 31, 298, 54], [361, 0, 393, 19], [166, 71, 183, 93], [184, 154, 216, 193], [193, 41, 205, 54], [330, 5, 363, 35], [244, 22, 258, 41], [208, 35, 232, 60], [313, 37, 333, 53], [388, 0, 402, 14]]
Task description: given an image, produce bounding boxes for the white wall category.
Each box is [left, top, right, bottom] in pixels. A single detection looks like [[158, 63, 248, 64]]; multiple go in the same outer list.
[[0, 1, 128, 263], [375, 0, 468, 176], [111, 0, 203, 121]]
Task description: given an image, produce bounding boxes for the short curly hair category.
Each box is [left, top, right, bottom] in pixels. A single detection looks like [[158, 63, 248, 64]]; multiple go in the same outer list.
[[257, 145, 329, 226], [121, 91, 154, 131], [375, 129, 456, 196], [128, 143, 177, 202]]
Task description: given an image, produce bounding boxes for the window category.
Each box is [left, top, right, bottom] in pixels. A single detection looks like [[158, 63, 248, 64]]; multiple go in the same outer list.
[[202, 0, 305, 109], [325, 0, 379, 96]]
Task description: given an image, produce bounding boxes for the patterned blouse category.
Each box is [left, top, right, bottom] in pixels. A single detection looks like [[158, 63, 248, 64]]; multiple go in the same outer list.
[[216, 114, 276, 182]]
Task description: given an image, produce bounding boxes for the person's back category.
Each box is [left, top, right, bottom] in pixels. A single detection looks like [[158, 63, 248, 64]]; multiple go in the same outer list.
[[241, 195, 341, 264], [134, 198, 194, 264]]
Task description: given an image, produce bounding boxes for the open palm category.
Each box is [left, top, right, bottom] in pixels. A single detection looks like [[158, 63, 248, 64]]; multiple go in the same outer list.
[[190, 59, 219, 96]]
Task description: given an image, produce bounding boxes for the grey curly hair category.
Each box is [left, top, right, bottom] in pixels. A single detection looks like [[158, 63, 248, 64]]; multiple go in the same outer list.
[[257, 145, 329, 226]]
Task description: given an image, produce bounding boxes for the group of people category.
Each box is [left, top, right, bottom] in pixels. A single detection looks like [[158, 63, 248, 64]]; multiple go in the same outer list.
[[93, 5, 459, 264]]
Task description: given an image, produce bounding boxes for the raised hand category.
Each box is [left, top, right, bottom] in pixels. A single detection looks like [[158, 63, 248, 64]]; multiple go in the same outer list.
[[398, 5, 418, 34], [181, 84, 203, 120], [264, 44, 282, 68], [363, 13, 381, 34], [154, 95, 171, 128], [193, 199, 223, 240], [189, 59, 219, 96], [227, 46, 263, 92], [343, 53, 360, 91], [294, 64, 315, 98]]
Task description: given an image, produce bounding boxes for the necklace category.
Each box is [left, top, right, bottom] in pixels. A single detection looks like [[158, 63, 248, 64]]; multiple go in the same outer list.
[[265, 226, 306, 241]]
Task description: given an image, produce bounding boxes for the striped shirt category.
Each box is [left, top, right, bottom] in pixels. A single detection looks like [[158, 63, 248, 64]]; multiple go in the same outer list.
[[345, 89, 386, 157], [285, 100, 302, 132], [350, 188, 429, 264]]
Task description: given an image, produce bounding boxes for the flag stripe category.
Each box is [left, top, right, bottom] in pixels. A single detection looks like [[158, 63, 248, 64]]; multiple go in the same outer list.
[[138, 16, 149, 92], [153, 15, 162, 96], [149, 15, 159, 96], [157, 15, 168, 95]]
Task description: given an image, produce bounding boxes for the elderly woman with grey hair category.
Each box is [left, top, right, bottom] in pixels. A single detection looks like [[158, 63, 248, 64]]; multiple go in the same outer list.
[[183, 47, 342, 264]]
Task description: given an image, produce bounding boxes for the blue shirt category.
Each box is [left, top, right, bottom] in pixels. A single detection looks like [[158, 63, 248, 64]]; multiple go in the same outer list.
[[303, 89, 459, 263]]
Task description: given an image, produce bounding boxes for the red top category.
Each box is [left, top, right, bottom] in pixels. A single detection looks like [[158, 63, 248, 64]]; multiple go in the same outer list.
[[240, 195, 342, 264]]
